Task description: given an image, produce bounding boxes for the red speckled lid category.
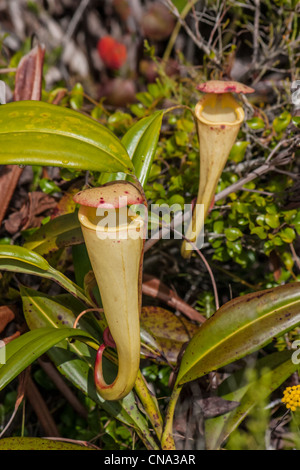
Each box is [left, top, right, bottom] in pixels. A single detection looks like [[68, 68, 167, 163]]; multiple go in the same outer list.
[[73, 181, 145, 209], [197, 80, 255, 94]]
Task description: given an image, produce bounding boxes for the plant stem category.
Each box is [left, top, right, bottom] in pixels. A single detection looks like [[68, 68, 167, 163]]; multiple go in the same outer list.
[[163, 104, 196, 119], [161, 384, 183, 450], [21, 400, 26, 437], [134, 371, 164, 441], [163, 0, 199, 62]]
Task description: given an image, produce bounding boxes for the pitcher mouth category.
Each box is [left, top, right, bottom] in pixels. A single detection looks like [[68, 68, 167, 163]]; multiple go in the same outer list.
[[73, 181, 146, 209], [78, 205, 145, 235], [74, 182, 147, 238], [195, 93, 244, 126]]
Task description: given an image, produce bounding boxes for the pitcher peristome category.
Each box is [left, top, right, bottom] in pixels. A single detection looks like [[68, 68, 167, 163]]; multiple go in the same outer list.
[[181, 80, 254, 258], [74, 181, 147, 400]]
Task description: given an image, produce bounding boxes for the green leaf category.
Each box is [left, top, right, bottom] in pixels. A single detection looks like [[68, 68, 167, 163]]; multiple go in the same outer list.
[[246, 117, 265, 130], [0, 245, 91, 306], [273, 111, 291, 133], [292, 116, 300, 127], [228, 141, 250, 163], [175, 283, 300, 386], [224, 227, 243, 241], [0, 327, 98, 390], [0, 244, 50, 270], [21, 287, 101, 335], [174, 130, 188, 147], [70, 83, 84, 110], [130, 103, 146, 118], [99, 111, 163, 187], [0, 101, 133, 174], [24, 211, 83, 255], [0, 437, 94, 450], [282, 251, 294, 271], [205, 350, 297, 449], [226, 240, 242, 255], [72, 244, 93, 289], [39, 178, 61, 194], [234, 202, 250, 215], [167, 194, 185, 207], [266, 203, 278, 215], [251, 217, 261, 229], [251, 226, 268, 239], [213, 221, 224, 234], [265, 213, 280, 229], [278, 227, 296, 243], [123, 110, 163, 186]]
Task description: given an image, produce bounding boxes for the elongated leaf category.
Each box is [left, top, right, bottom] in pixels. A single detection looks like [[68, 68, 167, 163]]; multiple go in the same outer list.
[[0, 243, 51, 269], [123, 110, 163, 186], [0, 437, 94, 450], [20, 287, 159, 449], [0, 327, 98, 390], [0, 101, 134, 174], [21, 287, 101, 334], [0, 245, 92, 306], [72, 244, 92, 288], [24, 212, 83, 255], [176, 283, 300, 385], [205, 350, 298, 449], [99, 110, 163, 186]]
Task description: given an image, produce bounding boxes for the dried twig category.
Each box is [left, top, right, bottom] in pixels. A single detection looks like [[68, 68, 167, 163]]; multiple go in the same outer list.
[[42, 436, 100, 450], [0, 68, 17, 74], [142, 274, 206, 323], [215, 138, 298, 203], [171, 227, 220, 311], [163, 0, 221, 67], [25, 376, 60, 437], [38, 359, 88, 420], [62, 0, 91, 46], [290, 244, 300, 271], [251, 0, 261, 68]]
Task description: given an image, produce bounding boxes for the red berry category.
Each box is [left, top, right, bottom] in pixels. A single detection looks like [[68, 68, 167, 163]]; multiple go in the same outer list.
[[97, 36, 127, 70]]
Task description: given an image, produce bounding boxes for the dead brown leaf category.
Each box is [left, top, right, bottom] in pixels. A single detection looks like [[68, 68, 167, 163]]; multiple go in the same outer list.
[[194, 396, 240, 419], [3, 331, 21, 344], [0, 44, 45, 227], [13, 44, 45, 102], [141, 305, 199, 364], [4, 191, 57, 234], [0, 305, 16, 333]]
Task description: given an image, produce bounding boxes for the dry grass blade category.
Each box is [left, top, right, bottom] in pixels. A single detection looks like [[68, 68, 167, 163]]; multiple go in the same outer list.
[[0, 368, 30, 438]]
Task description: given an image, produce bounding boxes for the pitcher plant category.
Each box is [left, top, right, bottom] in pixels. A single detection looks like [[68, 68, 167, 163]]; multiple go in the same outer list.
[[181, 80, 254, 258], [74, 181, 147, 400]]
